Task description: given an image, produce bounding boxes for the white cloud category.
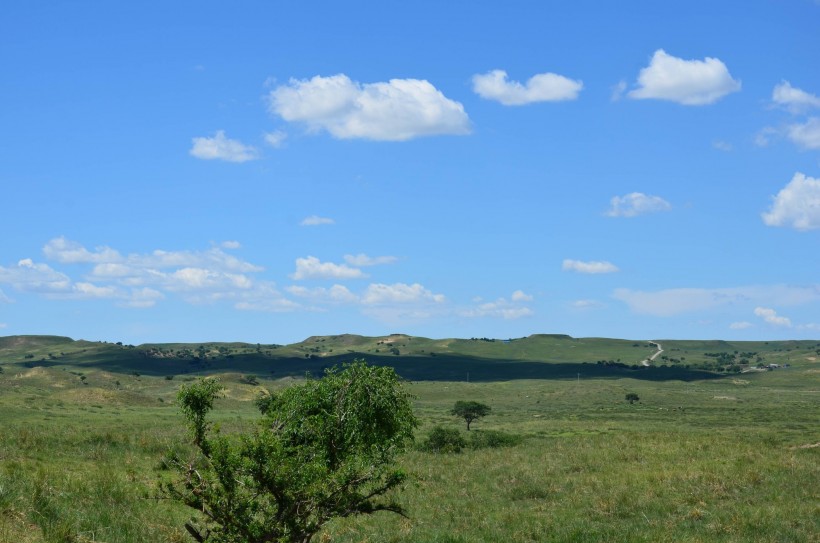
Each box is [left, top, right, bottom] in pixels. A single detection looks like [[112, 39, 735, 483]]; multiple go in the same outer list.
[[189, 130, 259, 162], [761, 172, 820, 230], [43, 237, 122, 264], [472, 69, 582, 105], [71, 282, 120, 299], [772, 81, 820, 113], [343, 254, 397, 267], [291, 256, 365, 280], [613, 285, 820, 316], [120, 288, 164, 308], [0, 323, 7, 329], [786, 117, 820, 150], [361, 283, 445, 305], [606, 192, 671, 218], [628, 49, 741, 105], [511, 289, 533, 302], [571, 299, 603, 309], [712, 140, 733, 152], [3, 239, 306, 312], [286, 284, 358, 304], [0, 259, 72, 293], [269, 74, 470, 141], [754, 127, 778, 147], [263, 130, 287, 148], [562, 259, 619, 274], [754, 307, 792, 327], [300, 215, 335, 226], [460, 295, 533, 320], [611, 80, 627, 102], [729, 321, 753, 330]]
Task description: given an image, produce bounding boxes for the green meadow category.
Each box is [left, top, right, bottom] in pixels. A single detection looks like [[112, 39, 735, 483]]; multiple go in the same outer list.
[[0, 334, 818, 542]]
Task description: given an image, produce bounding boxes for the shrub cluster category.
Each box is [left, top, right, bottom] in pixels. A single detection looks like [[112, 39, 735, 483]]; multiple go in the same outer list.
[[420, 426, 521, 453]]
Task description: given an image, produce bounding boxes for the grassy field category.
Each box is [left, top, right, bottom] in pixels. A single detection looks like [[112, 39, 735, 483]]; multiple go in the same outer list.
[[1, 334, 818, 542]]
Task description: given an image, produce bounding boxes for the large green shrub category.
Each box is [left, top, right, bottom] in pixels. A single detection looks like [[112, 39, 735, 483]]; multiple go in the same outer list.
[[164, 360, 417, 543]]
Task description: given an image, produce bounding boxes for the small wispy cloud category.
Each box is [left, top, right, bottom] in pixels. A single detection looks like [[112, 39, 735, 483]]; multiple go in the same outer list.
[[606, 192, 671, 218], [562, 259, 619, 274], [343, 254, 397, 267], [511, 289, 533, 302], [264, 130, 287, 148], [786, 117, 820, 150], [729, 321, 753, 330], [754, 307, 792, 327], [571, 299, 603, 309], [361, 283, 445, 305], [189, 131, 259, 163], [300, 215, 335, 226], [712, 140, 733, 152], [291, 256, 365, 281], [772, 81, 820, 113], [460, 290, 534, 320]]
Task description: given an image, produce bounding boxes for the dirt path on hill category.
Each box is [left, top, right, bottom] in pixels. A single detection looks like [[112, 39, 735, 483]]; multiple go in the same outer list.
[[642, 341, 663, 366]]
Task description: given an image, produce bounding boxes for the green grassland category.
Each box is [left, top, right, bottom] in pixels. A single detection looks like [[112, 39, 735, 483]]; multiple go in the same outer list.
[[1, 334, 818, 542]]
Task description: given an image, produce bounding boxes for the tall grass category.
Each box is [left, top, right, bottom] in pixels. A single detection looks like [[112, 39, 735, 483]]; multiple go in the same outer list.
[[0, 360, 817, 542]]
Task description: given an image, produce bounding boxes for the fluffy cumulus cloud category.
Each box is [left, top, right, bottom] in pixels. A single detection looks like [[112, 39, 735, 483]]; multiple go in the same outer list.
[[606, 192, 671, 218], [754, 307, 792, 327], [300, 215, 335, 226], [628, 50, 741, 105], [268, 74, 470, 141], [613, 285, 820, 317], [0, 259, 72, 293], [0, 238, 300, 310], [562, 259, 619, 274], [761, 172, 820, 230], [190, 131, 259, 162], [291, 256, 365, 281], [772, 81, 820, 113], [472, 69, 582, 105], [343, 254, 397, 267], [786, 117, 820, 150], [43, 237, 122, 264]]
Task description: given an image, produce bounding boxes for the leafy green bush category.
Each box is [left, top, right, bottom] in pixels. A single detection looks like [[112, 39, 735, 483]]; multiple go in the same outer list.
[[164, 361, 417, 543], [420, 426, 466, 453], [468, 429, 522, 450]]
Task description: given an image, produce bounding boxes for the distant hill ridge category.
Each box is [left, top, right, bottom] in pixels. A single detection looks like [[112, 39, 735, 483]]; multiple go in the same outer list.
[[1, 333, 817, 382]]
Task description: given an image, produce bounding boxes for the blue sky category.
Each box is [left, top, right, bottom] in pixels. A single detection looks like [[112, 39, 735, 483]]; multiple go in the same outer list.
[[1, 1, 819, 344]]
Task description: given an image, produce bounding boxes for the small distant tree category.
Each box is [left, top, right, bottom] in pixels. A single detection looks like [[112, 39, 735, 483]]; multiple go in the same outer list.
[[451, 401, 491, 431], [625, 393, 640, 404], [164, 361, 417, 543]]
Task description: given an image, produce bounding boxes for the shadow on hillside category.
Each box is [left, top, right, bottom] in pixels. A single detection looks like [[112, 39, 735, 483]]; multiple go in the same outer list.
[[63, 350, 723, 383]]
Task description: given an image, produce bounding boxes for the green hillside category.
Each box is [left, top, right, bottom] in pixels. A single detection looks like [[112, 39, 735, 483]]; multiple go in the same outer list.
[[1, 333, 818, 542], [1, 333, 817, 382]]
